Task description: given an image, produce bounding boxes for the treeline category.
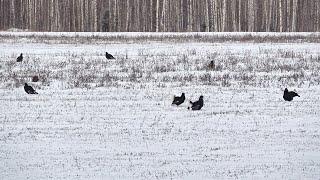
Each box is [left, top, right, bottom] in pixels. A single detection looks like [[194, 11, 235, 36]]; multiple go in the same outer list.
[[0, 0, 319, 32]]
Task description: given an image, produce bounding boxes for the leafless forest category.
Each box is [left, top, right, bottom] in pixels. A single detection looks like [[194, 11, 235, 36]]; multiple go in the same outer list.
[[0, 0, 319, 32]]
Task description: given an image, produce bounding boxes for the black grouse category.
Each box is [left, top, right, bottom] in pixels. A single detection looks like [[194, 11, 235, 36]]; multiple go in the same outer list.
[[32, 75, 39, 82], [283, 88, 299, 101], [208, 60, 215, 70], [17, 53, 23, 62], [24, 83, 38, 94], [188, 95, 204, 110], [172, 93, 185, 106], [105, 52, 115, 59]]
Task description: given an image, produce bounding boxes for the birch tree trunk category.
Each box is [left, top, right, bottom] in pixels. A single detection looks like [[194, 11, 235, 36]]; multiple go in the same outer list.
[[204, 0, 209, 32], [156, 0, 160, 32], [279, 0, 283, 32]]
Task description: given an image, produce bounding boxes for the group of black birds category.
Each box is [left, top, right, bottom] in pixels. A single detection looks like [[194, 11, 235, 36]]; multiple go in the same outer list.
[[16, 52, 300, 110], [171, 59, 300, 111], [172, 93, 204, 110], [16, 52, 115, 94], [16, 53, 39, 94], [173, 88, 300, 111]]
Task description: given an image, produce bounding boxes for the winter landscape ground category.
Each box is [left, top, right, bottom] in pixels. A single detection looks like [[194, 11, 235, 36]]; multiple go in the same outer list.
[[0, 32, 320, 179]]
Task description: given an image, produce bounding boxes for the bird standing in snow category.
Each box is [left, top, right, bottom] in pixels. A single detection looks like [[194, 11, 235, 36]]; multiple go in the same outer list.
[[24, 83, 38, 94], [105, 52, 115, 59], [32, 75, 39, 82], [283, 88, 300, 101], [188, 96, 204, 110], [17, 53, 23, 62], [208, 60, 215, 70], [172, 93, 185, 106]]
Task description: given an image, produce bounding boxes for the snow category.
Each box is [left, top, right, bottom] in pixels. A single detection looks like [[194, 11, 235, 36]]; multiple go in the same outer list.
[[0, 33, 320, 179]]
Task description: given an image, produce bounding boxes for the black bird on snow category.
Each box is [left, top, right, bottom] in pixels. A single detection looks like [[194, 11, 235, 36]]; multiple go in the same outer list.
[[172, 93, 185, 106], [283, 88, 300, 101], [24, 83, 38, 94], [105, 52, 115, 59], [16, 53, 23, 62], [188, 95, 204, 110], [208, 60, 215, 70]]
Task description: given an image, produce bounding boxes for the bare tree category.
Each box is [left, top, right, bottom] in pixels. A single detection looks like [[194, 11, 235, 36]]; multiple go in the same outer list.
[[0, 0, 319, 32]]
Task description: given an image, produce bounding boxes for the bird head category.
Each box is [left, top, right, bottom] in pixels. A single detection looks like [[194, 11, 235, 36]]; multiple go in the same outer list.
[[24, 83, 28, 86], [199, 95, 204, 99], [284, 88, 288, 92]]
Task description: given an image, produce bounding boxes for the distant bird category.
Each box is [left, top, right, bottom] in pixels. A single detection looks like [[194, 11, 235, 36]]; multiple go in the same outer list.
[[105, 52, 115, 59], [208, 60, 215, 70], [32, 75, 39, 82], [283, 88, 300, 101], [188, 95, 204, 110], [16, 53, 23, 62], [24, 83, 38, 94], [172, 93, 185, 106]]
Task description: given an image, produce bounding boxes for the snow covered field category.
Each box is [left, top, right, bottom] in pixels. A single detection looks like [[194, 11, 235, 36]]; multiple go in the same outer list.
[[0, 33, 320, 179]]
